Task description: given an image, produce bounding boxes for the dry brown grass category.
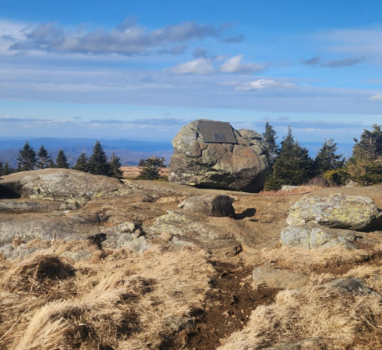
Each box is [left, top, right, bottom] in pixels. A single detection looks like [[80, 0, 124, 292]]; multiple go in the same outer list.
[[251, 244, 382, 275], [259, 186, 320, 197], [0, 245, 214, 350], [219, 273, 382, 349]]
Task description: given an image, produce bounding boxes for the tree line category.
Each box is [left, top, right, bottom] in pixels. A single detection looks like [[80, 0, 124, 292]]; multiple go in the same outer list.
[[262, 122, 382, 190], [0, 141, 122, 178]]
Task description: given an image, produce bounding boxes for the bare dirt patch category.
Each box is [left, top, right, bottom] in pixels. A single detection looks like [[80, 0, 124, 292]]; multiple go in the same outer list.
[[186, 262, 280, 350]]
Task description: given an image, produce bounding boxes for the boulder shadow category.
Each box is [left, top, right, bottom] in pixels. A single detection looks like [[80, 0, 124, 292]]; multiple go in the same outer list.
[[235, 208, 256, 220], [0, 184, 21, 199]]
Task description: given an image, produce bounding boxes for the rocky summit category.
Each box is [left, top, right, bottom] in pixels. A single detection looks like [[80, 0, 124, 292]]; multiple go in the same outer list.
[[3, 170, 382, 349], [169, 119, 271, 192]]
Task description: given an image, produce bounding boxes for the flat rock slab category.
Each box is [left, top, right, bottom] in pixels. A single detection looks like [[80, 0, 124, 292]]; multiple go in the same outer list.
[[253, 267, 308, 289], [147, 210, 241, 251], [322, 278, 379, 296], [0, 169, 123, 206], [263, 337, 328, 350], [178, 194, 235, 217], [286, 193, 380, 231], [281, 224, 358, 249]]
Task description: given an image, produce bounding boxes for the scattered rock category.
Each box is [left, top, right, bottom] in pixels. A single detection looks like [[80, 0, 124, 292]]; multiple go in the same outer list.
[[286, 193, 380, 231], [322, 277, 379, 296], [280, 185, 299, 192], [61, 249, 93, 262], [169, 119, 271, 192], [178, 194, 235, 217], [253, 267, 308, 290], [0, 200, 73, 213], [281, 224, 358, 249]]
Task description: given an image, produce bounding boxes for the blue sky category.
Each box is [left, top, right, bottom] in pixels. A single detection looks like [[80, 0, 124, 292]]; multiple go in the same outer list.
[[1, 0, 382, 143]]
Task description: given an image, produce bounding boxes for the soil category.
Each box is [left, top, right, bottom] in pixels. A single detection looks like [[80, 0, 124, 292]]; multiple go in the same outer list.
[[185, 262, 280, 350]]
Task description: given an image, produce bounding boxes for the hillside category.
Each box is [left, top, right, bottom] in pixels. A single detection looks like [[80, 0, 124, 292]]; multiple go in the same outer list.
[[1, 169, 382, 349]]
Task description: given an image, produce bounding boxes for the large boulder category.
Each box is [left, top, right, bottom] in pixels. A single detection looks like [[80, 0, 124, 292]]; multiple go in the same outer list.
[[169, 119, 271, 192], [0, 169, 123, 206], [286, 193, 380, 231]]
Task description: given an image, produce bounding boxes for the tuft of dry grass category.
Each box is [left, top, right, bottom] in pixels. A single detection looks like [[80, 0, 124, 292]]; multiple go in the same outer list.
[[0, 245, 213, 350], [260, 186, 320, 197]]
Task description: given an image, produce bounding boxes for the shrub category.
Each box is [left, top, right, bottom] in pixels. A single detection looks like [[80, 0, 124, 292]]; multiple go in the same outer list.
[[323, 169, 349, 186]]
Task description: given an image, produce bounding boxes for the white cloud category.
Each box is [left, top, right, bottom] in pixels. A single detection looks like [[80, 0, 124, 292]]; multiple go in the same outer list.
[[369, 94, 382, 101], [236, 79, 297, 91], [219, 54, 266, 74], [165, 58, 214, 75]]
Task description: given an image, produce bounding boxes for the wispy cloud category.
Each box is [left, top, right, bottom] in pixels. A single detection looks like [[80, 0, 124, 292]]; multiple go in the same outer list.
[[235, 79, 297, 91], [301, 55, 365, 67], [369, 94, 382, 101], [219, 54, 267, 74], [8, 19, 239, 56], [165, 58, 214, 75], [321, 56, 366, 67]]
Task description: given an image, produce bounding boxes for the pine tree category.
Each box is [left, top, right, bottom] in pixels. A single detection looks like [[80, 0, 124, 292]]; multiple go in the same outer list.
[[314, 138, 344, 174], [73, 153, 89, 172], [262, 122, 279, 165], [270, 127, 313, 186], [55, 150, 70, 168], [136, 156, 165, 180], [88, 141, 110, 175], [0, 161, 3, 176], [17, 142, 37, 171], [37, 145, 51, 169], [353, 124, 382, 160], [2, 162, 12, 175], [109, 152, 122, 178]]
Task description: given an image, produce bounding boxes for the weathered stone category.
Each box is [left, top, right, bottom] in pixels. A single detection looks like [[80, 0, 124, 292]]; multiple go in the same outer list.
[[169, 119, 271, 192], [281, 224, 358, 249], [286, 193, 380, 230], [61, 249, 93, 262], [322, 278, 378, 296], [147, 210, 241, 250], [178, 194, 235, 217], [253, 267, 309, 289], [0, 169, 123, 206], [0, 199, 73, 213]]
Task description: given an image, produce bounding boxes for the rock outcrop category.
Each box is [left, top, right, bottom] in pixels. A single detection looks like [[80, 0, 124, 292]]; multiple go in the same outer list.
[[281, 193, 382, 249], [178, 194, 235, 217], [0, 168, 123, 206], [286, 193, 380, 230], [253, 267, 308, 289], [169, 119, 271, 192]]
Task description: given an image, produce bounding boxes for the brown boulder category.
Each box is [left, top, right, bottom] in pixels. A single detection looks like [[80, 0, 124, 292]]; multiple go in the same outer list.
[[168, 119, 271, 192]]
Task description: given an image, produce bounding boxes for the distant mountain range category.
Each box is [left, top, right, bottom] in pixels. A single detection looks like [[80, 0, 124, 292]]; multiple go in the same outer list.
[[0, 138, 354, 169]]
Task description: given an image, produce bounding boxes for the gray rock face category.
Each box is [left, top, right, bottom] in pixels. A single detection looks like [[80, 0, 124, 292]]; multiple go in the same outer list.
[[0, 169, 123, 206], [281, 224, 358, 250], [322, 278, 378, 296], [178, 194, 235, 217], [169, 119, 271, 192], [263, 337, 328, 350], [147, 210, 241, 251], [286, 193, 380, 230], [253, 267, 308, 289]]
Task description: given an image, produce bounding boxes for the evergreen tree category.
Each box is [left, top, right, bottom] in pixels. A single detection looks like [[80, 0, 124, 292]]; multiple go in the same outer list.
[[73, 153, 89, 172], [88, 141, 110, 175], [37, 145, 51, 169], [55, 150, 70, 168], [262, 122, 279, 165], [17, 142, 37, 171], [314, 138, 344, 174], [0, 161, 3, 176], [136, 156, 165, 180], [2, 162, 12, 175], [353, 124, 382, 160], [109, 152, 122, 178], [269, 127, 313, 186]]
